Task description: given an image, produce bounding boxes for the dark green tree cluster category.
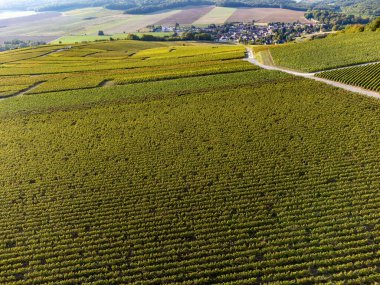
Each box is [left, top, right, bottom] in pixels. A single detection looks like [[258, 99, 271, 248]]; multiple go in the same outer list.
[[366, 16, 380, 30], [0, 39, 47, 52], [311, 0, 380, 18], [123, 32, 213, 42], [343, 16, 380, 32], [305, 10, 369, 30]]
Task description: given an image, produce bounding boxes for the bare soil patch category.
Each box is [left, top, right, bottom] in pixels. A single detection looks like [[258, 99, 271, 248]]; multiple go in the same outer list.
[[155, 6, 214, 25], [227, 8, 313, 24]]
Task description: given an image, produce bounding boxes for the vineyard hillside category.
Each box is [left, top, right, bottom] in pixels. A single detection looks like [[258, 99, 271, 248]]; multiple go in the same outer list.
[[316, 63, 380, 92], [0, 41, 380, 284], [261, 31, 380, 72]]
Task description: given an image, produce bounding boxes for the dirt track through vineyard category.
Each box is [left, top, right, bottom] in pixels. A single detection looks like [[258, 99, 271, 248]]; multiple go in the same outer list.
[[245, 48, 380, 100]]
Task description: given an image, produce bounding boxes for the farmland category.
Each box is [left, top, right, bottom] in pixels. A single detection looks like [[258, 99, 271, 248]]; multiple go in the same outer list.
[[0, 6, 312, 41], [50, 33, 175, 44], [265, 31, 380, 72], [316, 63, 380, 92], [193, 7, 237, 25], [0, 41, 250, 96], [1, 39, 380, 284], [226, 8, 313, 24], [155, 6, 215, 25], [0, 7, 178, 38]]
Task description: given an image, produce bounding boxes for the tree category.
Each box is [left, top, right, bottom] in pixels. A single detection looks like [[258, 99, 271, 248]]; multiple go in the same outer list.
[[366, 17, 380, 31], [181, 32, 195, 40], [194, 33, 212, 41], [140, 34, 157, 41], [126, 33, 140, 40], [98, 30, 105, 36]]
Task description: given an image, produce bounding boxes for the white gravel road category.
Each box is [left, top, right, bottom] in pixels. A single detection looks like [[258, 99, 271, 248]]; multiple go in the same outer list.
[[245, 48, 380, 100]]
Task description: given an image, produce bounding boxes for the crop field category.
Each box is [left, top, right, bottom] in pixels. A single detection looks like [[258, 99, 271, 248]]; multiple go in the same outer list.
[[155, 6, 215, 25], [316, 63, 380, 92], [0, 7, 178, 38], [266, 31, 380, 72], [226, 8, 312, 24], [0, 40, 380, 284], [0, 6, 314, 41], [193, 7, 237, 25], [50, 33, 175, 44], [0, 41, 249, 96]]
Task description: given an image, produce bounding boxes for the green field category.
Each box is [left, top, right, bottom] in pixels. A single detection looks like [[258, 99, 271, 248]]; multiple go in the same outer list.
[[1, 40, 380, 284], [266, 31, 380, 72], [0, 41, 247, 97], [316, 63, 380, 92]]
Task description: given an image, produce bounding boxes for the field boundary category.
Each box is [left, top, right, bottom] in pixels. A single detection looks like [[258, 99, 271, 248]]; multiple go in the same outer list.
[[253, 47, 380, 74], [314, 60, 380, 74], [0, 81, 46, 100], [245, 47, 380, 99], [17, 69, 262, 97]]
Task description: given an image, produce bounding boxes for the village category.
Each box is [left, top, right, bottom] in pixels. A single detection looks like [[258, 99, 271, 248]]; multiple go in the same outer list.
[[149, 22, 322, 44]]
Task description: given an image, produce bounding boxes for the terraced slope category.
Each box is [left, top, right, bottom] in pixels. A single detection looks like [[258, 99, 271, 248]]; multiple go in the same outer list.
[[0, 41, 380, 284]]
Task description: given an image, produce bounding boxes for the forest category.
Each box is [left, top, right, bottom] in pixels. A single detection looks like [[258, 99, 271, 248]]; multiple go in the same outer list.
[[304, 10, 370, 30]]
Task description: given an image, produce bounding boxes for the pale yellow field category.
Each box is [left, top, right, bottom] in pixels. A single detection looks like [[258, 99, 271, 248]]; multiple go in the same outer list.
[[89, 11, 181, 34], [193, 7, 237, 25], [0, 6, 314, 39]]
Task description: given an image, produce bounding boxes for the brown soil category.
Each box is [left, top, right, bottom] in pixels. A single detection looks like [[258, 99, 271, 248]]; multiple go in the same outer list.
[[227, 8, 313, 24], [155, 6, 214, 25]]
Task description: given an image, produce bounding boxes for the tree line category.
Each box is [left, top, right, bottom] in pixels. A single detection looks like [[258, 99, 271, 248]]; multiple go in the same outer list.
[[305, 10, 370, 30]]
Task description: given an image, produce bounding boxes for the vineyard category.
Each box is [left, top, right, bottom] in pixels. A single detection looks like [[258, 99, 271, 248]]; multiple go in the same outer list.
[[316, 63, 380, 92], [0, 41, 252, 98], [1, 40, 380, 284], [265, 31, 380, 72]]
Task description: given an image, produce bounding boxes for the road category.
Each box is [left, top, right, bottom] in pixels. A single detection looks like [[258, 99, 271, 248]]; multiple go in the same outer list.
[[244, 48, 380, 100]]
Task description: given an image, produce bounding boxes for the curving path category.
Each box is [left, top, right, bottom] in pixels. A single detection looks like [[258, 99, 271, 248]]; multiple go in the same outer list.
[[244, 48, 380, 100], [0, 81, 45, 100]]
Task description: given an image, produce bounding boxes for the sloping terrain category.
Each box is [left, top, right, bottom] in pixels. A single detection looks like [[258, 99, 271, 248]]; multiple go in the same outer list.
[[0, 6, 313, 40], [316, 63, 380, 92], [0, 41, 250, 98], [226, 8, 312, 24], [0, 41, 380, 284], [263, 31, 380, 72]]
